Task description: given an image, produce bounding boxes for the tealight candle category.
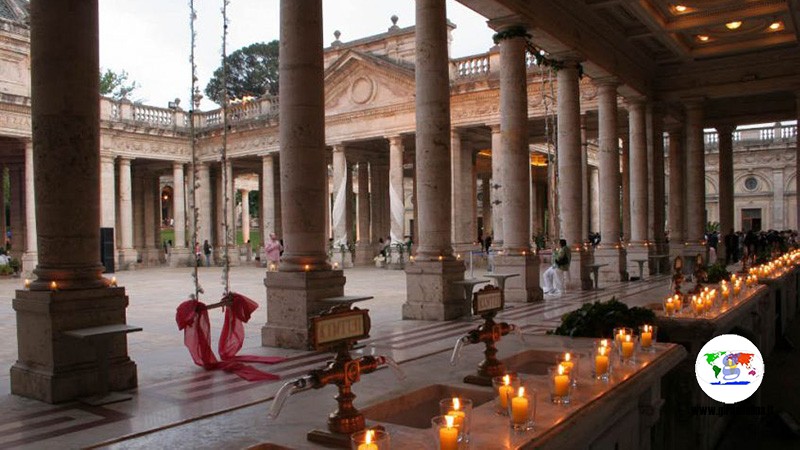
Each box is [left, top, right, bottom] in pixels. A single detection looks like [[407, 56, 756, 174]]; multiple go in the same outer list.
[[595, 345, 609, 380], [664, 297, 675, 316], [446, 397, 465, 430], [304, 264, 310, 271], [554, 365, 569, 396], [357, 429, 378, 450], [437, 415, 458, 450], [560, 352, 574, 374], [497, 374, 513, 409], [50, 281, 58, 291], [24, 278, 30, 289], [641, 325, 652, 348], [511, 387, 529, 425], [110, 276, 117, 287], [621, 334, 634, 359]]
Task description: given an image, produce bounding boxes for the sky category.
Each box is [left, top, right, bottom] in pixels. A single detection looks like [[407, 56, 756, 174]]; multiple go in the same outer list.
[[98, 0, 496, 110]]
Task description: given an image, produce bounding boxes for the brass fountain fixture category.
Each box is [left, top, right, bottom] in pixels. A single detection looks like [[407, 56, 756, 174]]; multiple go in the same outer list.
[[268, 304, 402, 447], [451, 285, 520, 386]]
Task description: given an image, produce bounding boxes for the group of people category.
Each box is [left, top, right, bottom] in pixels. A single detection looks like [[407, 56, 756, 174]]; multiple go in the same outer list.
[[192, 232, 284, 268], [712, 229, 798, 265]]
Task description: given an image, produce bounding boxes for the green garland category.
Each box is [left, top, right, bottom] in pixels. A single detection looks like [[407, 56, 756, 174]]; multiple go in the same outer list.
[[492, 26, 583, 77]]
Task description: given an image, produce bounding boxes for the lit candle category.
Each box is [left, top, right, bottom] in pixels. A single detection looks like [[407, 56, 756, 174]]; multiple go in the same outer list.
[[357, 429, 378, 450], [438, 255, 443, 261], [50, 281, 58, 291], [600, 339, 609, 348], [333, 262, 339, 270], [622, 335, 634, 358], [110, 276, 117, 287], [24, 278, 30, 289], [665, 297, 675, 315], [554, 364, 570, 396], [511, 387, 529, 425], [498, 374, 513, 409], [560, 352, 574, 374], [304, 264, 310, 271], [446, 397, 465, 429], [595, 345, 609, 375], [641, 325, 652, 348], [615, 329, 626, 343], [439, 415, 458, 450]]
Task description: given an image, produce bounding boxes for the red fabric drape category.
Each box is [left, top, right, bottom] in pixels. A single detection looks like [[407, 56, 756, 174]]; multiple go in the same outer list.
[[176, 293, 285, 381]]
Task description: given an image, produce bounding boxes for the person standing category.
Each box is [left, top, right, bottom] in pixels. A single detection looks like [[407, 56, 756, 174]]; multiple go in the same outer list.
[[203, 239, 212, 267], [265, 232, 282, 267]]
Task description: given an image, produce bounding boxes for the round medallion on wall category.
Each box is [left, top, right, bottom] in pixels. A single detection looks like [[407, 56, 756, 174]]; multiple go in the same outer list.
[[744, 177, 758, 191], [350, 76, 375, 104]]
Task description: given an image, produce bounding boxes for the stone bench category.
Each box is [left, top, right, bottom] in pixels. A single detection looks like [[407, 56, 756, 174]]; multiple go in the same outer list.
[[63, 323, 142, 406]]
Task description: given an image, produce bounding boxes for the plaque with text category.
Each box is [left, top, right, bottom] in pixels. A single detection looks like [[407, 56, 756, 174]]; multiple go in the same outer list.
[[472, 285, 504, 315], [309, 307, 371, 351]]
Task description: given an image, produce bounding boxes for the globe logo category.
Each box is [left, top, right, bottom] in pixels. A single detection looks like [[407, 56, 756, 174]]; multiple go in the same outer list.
[[695, 334, 764, 404]]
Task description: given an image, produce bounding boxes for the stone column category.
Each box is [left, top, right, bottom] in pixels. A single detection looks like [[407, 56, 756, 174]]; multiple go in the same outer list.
[[370, 161, 388, 253], [451, 129, 477, 252], [388, 136, 405, 244], [685, 101, 706, 257], [225, 161, 238, 265], [648, 104, 666, 272], [0, 166, 5, 251], [330, 144, 353, 267], [172, 163, 187, 249], [404, 0, 465, 320], [594, 80, 627, 281], [142, 174, 161, 265], [589, 166, 600, 234], [556, 60, 590, 289], [100, 155, 116, 232], [8, 164, 24, 259], [773, 169, 785, 230], [581, 114, 590, 242], [621, 135, 631, 242], [132, 169, 144, 257], [21, 140, 38, 273], [716, 125, 735, 262], [494, 31, 541, 302], [12, 0, 137, 403], [197, 162, 212, 248], [481, 174, 492, 237], [668, 126, 686, 260], [117, 158, 137, 267], [263, 0, 345, 349], [354, 163, 372, 265], [261, 155, 276, 245], [489, 124, 504, 245], [626, 97, 649, 275], [240, 188, 251, 246]]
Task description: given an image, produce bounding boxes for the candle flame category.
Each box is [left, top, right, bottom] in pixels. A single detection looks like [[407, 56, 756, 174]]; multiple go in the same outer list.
[[50, 281, 57, 290], [365, 429, 374, 444], [600, 339, 608, 347], [558, 365, 565, 375], [518, 386, 525, 397], [304, 264, 310, 271], [452, 397, 460, 410], [564, 352, 571, 362], [625, 334, 631, 343], [445, 415, 455, 428], [599, 346, 607, 356], [503, 374, 510, 386]]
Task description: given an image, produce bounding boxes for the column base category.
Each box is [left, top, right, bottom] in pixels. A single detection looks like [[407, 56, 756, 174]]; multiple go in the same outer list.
[[564, 247, 593, 291], [167, 247, 192, 267], [262, 269, 346, 349], [10, 286, 138, 403], [493, 254, 542, 303], [21, 251, 38, 276], [118, 248, 139, 270], [403, 259, 466, 320], [214, 246, 240, 266], [594, 246, 628, 282], [353, 242, 374, 266], [330, 250, 353, 268], [141, 247, 163, 266], [452, 242, 481, 256], [626, 243, 650, 280]]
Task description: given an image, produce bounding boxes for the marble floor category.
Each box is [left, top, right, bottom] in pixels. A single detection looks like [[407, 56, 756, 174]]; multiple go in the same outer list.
[[0, 264, 676, 449]]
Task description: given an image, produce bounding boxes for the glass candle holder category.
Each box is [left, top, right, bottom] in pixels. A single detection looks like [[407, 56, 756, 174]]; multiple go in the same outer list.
[[492, 373, 520, 416], [507, 384, 536, 432], [549, 365, 571, 405], [639, 325, 657, 352], [432, 415, 461, 450], [664, 296, 677, 317], [351, 429, 390, 450], [438, 397, 472, 443], [557, 352, 579, 387], [619, 334, 636, 364], [613, 327, 632, 347], [593, 343, 611, 381]]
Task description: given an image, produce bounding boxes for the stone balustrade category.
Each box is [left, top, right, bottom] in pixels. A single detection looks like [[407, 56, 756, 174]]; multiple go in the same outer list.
[[453, 53, 490, 78], [703, 124, 796, 150]]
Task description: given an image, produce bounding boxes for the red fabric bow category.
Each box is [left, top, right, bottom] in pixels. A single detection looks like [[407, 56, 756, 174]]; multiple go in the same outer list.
[[176, 293, 285, 381]]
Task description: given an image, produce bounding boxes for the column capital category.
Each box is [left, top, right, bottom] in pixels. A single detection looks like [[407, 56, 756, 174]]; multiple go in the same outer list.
[[623, 96, 647, 109], [331, 143, 346, 153], [100, 153, 116, 163], [172, 161, 185, 170], [714, 123, 736, 135], [386, 135, 404, 147], [488, 123, 501, 134], [593, 77, 620, 89]]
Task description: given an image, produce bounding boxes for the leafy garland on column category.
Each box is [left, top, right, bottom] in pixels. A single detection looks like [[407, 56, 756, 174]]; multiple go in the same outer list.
[[188, 0, 204, 300], [220, 0, 232, 294], [492, 26, 584, 78]]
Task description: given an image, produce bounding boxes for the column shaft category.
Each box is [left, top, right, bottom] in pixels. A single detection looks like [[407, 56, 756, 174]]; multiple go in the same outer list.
[[331, 145, 348, 246], [621, 135, 631, 241], [649, 105, 666, 253], [356, 163, 370, 243], [100, 156, 116, 229], [556, 64, 583, 246], [241, 189, 250, 243], [197, 162, 212, 246], [388, 136, 405, 243], [22, 140, 37, 271], [597, 82, 621, 245], [261, 155, 276, 243], [172, 162, 186, 248], [9, 165, 24, 257], [668, 128, 686, 245], [451, 130, 476, 249], [481, 174, 492, 237], [685, 103, 706, 243], [490, 125, 504, 244], [628, 98, 648, 243], [499, 35, 529, 253], [717, 125, 735, 259]]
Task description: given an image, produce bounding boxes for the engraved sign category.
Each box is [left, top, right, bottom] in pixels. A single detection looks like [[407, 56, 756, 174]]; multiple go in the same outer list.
[[309, 308, 371, 350], [472, 285, 504, 315]]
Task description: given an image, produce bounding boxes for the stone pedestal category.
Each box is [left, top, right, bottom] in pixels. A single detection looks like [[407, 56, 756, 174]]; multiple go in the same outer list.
[[565, 247, 593, 291], [594, 246, 628, 282], [331, 247, 354, 268], [627, 244, 650, 279], [167, 247, 192, 267], [493, 254, 542, 303], [10, 287, 138, 403], [354, 241, 374, 265], [117, 248, 139, 269], [403, 259, 466, 320], [262, 270, 346, 349]]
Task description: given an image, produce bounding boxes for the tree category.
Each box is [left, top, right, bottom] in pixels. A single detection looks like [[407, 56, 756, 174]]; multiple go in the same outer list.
[[99, 68, 139, 100], [205, 41, 279, 106]]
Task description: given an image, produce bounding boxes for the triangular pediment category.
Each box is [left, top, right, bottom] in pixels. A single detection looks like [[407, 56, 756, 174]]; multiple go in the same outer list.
[[325, 50, 415, 116]]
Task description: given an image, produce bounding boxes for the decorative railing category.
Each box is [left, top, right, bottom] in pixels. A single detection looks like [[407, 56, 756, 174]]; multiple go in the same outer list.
[[133, 104, 174, 126], [454, 54, 490, 78], [704, 125, 797, 151]]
